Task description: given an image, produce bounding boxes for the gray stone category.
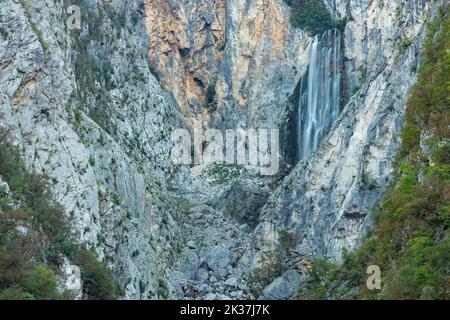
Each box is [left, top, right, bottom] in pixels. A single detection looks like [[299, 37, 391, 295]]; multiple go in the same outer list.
[[206, 245, 233, 279], [224, 277, 238, 287], [196, 266, 210, 283], [182, 253, 199, 280], [239, 224, 251, 234], [260, 270, 304, 300], [187, 240, 197, 249]]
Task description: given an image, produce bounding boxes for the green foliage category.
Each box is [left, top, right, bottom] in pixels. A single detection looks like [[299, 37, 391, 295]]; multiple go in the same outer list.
[[206, 83, 216, 105], [21, 265, 58, 300], [395, 37, 413, 62], [298, 259, 345, 299], [395, 6, 402, 19], [399, 37, 413, 53], [247, 251, 286, 297], [73, 108, 83, 126], [298, 7, 450, 300], [284, 0, 344, 35], [204, 165, 247, 185], [177, 199, 197, 214], [0, 130, 118, 300], [400, 123, 421, 155], [0, 287, 34, 300], [0, 26, 8, 39], [157, 278, 169, 299], [70, 248, 118, 300], [89, 155, 96, 167]]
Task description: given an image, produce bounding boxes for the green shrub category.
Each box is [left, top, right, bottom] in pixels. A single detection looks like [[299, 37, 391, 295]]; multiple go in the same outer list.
[[206, 83, 216, 104], [400, 124, 421, 154], [70, 248, 118, 300], [0, 288, 34, 300], [21, 265, 58, 300], [399, 37, 413, 54], [0, 129, 118, 300], [284, 0, 341, 35], [247, 251, 286, 297]]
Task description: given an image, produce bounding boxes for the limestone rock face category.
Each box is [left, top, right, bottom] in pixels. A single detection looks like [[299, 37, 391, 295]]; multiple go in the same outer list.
[[146, 0, 311, 138], [0, 0, 443, 300], [324, 0, 433, 98], [145, 0, 227, 123], [260, 270, 305, 300], [0, 0, 185, 299], [254, 0, 438, 260]]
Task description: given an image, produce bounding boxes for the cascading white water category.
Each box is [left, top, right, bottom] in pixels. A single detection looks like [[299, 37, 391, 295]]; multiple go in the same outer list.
[[297, 29, 342, 161]]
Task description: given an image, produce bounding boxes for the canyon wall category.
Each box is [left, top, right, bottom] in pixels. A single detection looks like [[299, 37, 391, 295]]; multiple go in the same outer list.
[[0, 0, 187, 299], [254, 0, 437, 262], [0, 0, 442, 299]]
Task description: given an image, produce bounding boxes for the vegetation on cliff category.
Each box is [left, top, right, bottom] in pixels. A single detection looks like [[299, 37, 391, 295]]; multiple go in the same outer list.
[[0, 130, 118, 300], [298, 6, 450, 300], [283, 0, 345, 35]]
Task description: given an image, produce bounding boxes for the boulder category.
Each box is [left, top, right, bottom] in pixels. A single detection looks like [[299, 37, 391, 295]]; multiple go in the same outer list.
[[182, 252, 199, 280], [260, 270, 304, 300], [206, 245, 233, 279]]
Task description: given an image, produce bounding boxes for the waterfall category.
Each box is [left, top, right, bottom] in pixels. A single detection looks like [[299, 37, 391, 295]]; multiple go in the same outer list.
[[297, 29, 342, 161]]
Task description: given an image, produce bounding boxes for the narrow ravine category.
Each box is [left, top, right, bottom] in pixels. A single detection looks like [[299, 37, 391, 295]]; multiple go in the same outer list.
[[172, 166, 269, 300], [175, 27, 345, 300]]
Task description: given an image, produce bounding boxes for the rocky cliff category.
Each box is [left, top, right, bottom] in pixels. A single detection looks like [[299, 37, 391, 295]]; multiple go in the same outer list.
[[0, 0, 187, 299], [146, 0, 312, 163], [254, 0, 436, 260], [0, 0, 445, 300]]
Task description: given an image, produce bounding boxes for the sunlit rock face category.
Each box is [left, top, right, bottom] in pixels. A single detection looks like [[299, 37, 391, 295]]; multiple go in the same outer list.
[[145, 0, 227, 124], [145, 0, 311, 136]]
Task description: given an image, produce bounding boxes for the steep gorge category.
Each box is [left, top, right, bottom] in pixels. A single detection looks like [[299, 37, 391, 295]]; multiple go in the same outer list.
[[0, 0, 447, 300]]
